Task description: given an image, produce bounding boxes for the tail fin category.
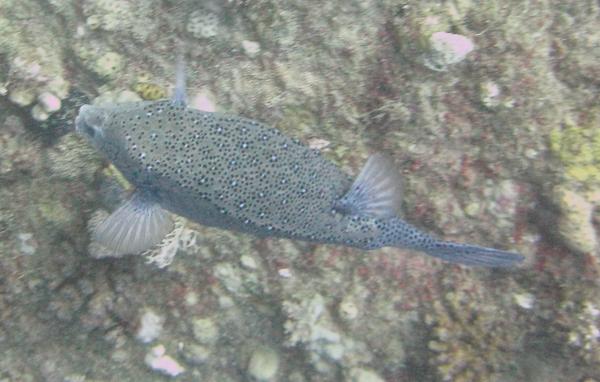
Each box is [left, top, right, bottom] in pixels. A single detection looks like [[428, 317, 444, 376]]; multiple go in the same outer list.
[[423, 240, 524, 267]]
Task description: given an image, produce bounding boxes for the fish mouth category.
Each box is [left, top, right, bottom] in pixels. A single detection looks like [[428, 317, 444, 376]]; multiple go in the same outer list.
[[75, 105, 106, 139]]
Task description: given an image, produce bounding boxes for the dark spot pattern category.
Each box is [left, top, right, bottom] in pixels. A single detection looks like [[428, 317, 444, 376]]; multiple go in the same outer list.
[[81, 99, 524, 267], [96, 100, 390, 247], [95, 100, 470, 254]]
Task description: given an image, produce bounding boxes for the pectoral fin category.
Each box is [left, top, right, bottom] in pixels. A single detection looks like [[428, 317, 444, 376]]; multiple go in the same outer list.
[[92, 191, 174, 256]]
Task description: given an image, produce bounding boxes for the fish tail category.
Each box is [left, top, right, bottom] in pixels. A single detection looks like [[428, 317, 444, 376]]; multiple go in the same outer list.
[[383, 218, 523, 267], [419, 240, 524, 267]]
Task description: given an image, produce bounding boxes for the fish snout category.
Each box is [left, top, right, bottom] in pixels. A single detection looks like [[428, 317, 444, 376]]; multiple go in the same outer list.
[[75, 105, 106, 139]]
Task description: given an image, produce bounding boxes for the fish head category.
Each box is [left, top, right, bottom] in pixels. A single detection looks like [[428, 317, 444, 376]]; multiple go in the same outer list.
[[75, 103, 137, 178], [75, 102, 144, 162], [75, 101, 164, 186], [75, 104, 110, 149]]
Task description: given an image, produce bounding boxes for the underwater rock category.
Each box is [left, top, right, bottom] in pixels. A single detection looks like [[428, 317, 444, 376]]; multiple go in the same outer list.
[[552, 186, 597, 254], [513, 292, 535, 310], [192, 317, 219, 345], [144, 345, 185, 377], [79, 289, 118, 332], [284, 293, 372, 375], [338, 296, 359, 321], [480, 80, 500, 108], [551, 5, 600, 88], [16, 232, 36, 256], [0, 114, 43, 178], [550, 118, 600, 187], [482, 179, 520, 232], [38, 92, 61, 113], [247, 347, 280, 381], [46, 284, 85, 322], [31, 104, 49, 121], [242, 40, 261, 58], [136, 309, 164, 343], [93, 51, 124, 78], [214, 262, 244, 294], [181, 344, 211, 366], [567, 301, 600, 365], [187, 9, 220, 39], [425, 273, 525, 381], [1, 1, 70, 118], [240, 254, 259, 270], [423, 32, 474, 72], [47, 133, 101, 183], [94, 89, 142, 105], [346, 367, 385, 382], [82, 0, 158, 40], [8, 86, 36, 107]]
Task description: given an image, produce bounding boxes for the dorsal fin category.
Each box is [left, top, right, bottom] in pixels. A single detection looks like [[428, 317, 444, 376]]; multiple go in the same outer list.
[[171, 50, 187, 107], [334, 153, 402, 219]]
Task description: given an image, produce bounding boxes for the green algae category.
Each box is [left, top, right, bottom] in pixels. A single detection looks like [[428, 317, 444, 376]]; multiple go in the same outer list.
[[552, 186, 597, 254], [132, 72, 168, 100], [133, 82, 167, 100], [550, 120, 600, 186]]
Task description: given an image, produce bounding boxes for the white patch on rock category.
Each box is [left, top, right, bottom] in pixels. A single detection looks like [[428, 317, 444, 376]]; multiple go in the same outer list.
[[17, 232, 37, 256], [424, 32, 474, 72], [247, 347, 280, 381], [513, 293, 535, 310], [278, 268, 292, 278], [31, 104, 49, 121], [144, 345, 185, 377], [338, 297, 359, 321], [242, 40, 261, 58], [136, 309, 164, 343], [240, 254, 258, 270]]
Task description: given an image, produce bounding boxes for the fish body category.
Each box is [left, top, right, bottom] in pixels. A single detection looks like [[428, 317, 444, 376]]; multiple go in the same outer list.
[[75, 65, 523, 267]]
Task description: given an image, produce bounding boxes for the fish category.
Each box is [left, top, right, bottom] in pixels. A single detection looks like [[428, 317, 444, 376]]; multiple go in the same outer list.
[[74, 59, 524, 267]]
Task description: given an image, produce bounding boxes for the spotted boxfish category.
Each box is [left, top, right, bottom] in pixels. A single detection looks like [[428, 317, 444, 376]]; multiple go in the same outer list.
[[75, 61, 523, 267]]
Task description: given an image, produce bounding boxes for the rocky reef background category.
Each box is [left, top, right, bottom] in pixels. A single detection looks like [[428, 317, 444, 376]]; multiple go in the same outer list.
[[1, 0, 600, 381]]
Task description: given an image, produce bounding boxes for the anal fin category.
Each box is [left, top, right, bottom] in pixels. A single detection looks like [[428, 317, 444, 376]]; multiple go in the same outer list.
[[335, 153, 402, 219], [92, 191, 174, 256]]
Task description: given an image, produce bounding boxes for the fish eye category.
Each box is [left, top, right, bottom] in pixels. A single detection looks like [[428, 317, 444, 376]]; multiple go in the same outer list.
[[77, 118, 103, 139], [76, 105, 106, 140], [82, 122, 98, 138], [83, 124, 96, 138]]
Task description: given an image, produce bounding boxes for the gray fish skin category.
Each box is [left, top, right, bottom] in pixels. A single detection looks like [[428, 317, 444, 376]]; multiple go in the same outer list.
[[75, 97, 523, 267]]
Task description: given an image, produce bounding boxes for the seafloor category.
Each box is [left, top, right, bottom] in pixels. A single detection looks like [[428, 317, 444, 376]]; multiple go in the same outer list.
[[1, 1, 599, 381]]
